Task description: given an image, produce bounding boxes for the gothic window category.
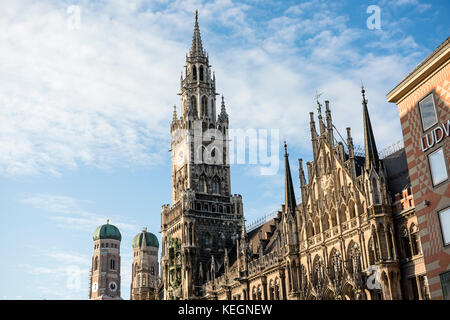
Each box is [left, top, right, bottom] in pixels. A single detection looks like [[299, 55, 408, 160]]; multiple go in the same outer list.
[[213, 176, 221, 194], [138, 274, 142, 286], [199, 175, 207, 193], [372, 178, 380, 204], [205, 233, 210, 247], [191, 96, 197, 112], [307, 221, 314, 237], [323, 213, 330, 230], [201, 96, 208, 116], [331, 210, 337, 227], [93, 256, 98, 271], [200, 65, 204, 81], [314, 216, 321, 235], [257, 285, 262, 300], [192, 65, 197, 81], [252, 287, 257, 300], [151, 266, 155, 276], [339, 205, 347, 223], [349, 201, 356, 219], [110, 259, 116, 270]]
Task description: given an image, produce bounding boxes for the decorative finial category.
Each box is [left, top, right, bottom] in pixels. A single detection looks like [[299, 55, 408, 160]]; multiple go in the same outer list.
[[361, 82, 367, 104], [315, 91, 323, 116], [195, 9, 198, 22], [284, 140, 288, 155], [143, 227, 147, 232], [106, 219, 110, 224], [221, 95, 224, 104]]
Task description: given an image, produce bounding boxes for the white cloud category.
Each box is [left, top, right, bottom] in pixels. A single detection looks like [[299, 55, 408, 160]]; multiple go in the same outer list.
[[20, 193, 139, 232], [0, 0, 428, 178]]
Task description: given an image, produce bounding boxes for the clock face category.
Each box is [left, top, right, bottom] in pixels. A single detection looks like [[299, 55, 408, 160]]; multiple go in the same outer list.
[[92, 281, 98, 293], [109, 281, 117, 292]]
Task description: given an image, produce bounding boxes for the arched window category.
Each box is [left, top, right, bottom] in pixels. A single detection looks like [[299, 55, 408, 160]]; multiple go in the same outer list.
[[314, 216, 321, 234], [307, 221, 314, 237], [201, 96, 208, 117], [199, 175, 207, 193], [331, 210, 337, 227], [372, 178, 380, 204], [110, 259, 115, 270], [93, 256, 98, 271], [151, 266, 155, 275], [205, 233, 210, 247], [339, 205, 347, 223], [213, 176, 221, 194], [191, 96, 197, 112], [323, 213, 330, 230], [192, 65, 197, 81], [349, 201, 356, 219], [199, 65, 204, 81]]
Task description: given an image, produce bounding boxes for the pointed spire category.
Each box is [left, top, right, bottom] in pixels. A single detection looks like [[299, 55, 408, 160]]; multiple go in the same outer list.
[[190, 10, 204, 57], [284, 142, 297, 217], [218, 95, 228, 123], [361, 86, 380, 172]]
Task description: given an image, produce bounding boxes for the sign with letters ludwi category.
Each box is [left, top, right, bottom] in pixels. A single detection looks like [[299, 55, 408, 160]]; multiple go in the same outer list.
[[421, 120, 450, 152]]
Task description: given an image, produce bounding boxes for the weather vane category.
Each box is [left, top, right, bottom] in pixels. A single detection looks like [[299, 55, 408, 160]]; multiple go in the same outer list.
[[315, 91, 323, 115]]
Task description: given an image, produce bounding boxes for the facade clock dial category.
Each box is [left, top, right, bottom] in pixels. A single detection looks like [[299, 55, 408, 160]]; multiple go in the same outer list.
[[109, 281, 118, 292], [92, 281, 98, 293]]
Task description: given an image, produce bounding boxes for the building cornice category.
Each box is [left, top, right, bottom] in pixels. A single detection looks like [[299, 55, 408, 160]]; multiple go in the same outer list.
[[386, 37, 450, 104]]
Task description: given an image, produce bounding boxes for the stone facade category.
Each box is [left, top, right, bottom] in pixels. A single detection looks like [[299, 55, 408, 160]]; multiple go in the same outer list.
[[203, 93, 429, 300], [160, 11, 430, 300]]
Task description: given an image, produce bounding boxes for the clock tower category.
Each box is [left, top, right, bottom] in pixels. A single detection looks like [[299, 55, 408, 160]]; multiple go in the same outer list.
[[161, 10, 244, 300], [89, 220, 122, 300]]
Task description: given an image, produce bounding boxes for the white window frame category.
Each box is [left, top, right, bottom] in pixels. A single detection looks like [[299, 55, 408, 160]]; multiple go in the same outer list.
[[438, 207, 450, 247], [419, 93, 438, 131], [428, 147, 448, 186]]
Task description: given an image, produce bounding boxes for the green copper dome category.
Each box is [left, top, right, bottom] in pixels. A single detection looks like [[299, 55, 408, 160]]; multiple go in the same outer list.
[[93, 220, 122, 241], [132, 229, 159, 248]]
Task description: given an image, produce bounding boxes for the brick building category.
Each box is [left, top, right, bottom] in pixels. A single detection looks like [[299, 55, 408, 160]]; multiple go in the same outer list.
[[387, 37, 450, 299]]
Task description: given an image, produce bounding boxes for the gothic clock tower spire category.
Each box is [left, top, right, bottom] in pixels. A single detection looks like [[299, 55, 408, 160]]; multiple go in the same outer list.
[[161, 11, 243, 300]]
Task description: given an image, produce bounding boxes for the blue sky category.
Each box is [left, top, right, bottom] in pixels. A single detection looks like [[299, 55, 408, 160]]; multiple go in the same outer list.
[[0, 0, 449, 299]]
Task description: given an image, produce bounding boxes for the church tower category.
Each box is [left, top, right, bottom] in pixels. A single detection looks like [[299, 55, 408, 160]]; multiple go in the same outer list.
[[161, 10, 244, 300], [131, 227, 160, 300], [89, 220, 122, 300]]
